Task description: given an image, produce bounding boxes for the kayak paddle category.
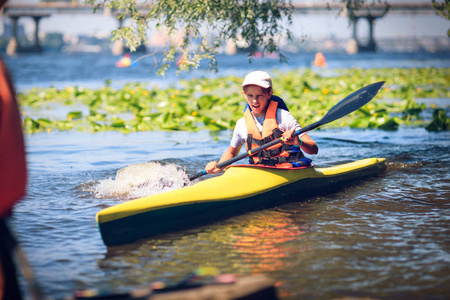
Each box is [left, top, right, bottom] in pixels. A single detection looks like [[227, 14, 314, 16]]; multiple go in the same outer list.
[[189, 81, 385, 181]]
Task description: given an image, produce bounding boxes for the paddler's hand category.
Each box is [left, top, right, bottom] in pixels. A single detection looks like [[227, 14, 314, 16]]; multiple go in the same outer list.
[[282, 129, 296, 145], [205, 161, 223, 175]]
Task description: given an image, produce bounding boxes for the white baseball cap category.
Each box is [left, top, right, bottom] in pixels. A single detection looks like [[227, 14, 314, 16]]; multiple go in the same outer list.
[[241, 71, 272, 89]]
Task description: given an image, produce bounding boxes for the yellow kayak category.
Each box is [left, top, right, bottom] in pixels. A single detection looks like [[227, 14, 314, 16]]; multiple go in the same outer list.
[[96, 157, 386, 246]]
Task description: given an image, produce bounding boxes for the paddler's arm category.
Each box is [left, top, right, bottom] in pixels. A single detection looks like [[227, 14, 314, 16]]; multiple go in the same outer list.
[[205, 145, 242, 175], [299, 133, 318, 155], [282, 129, 318, 155]]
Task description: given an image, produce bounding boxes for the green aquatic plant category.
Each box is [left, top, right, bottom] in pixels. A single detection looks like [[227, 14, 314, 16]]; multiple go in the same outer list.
[[426, 109, 450, 132], [18, 67, 449, 134]]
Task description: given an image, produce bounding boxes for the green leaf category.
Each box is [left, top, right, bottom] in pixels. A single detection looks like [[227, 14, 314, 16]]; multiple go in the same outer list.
[[426, 109, 450, 132], [110, 120, 126, 128], [67, 111, 83, 120], [378, 118, 400, 131]]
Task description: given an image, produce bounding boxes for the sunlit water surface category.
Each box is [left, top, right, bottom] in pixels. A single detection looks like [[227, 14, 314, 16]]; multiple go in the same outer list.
[[5, 52, 450, 299], [11, 128, 450, 299]]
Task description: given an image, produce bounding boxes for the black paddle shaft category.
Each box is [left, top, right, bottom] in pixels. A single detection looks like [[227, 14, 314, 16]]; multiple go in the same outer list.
[[189, 81, 385, 181]]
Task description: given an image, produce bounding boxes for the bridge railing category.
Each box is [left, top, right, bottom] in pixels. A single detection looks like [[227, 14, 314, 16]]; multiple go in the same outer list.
[[2, 2, 437, 17]]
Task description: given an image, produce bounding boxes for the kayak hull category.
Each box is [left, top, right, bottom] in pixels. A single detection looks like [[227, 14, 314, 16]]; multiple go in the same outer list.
[[96, 157, 386, 247]]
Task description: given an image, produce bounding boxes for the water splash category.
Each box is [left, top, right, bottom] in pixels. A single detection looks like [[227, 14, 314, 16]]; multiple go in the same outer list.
[[89, 162, 191, 200]]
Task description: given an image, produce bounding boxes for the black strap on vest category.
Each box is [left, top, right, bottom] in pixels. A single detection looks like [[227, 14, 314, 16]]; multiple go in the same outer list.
[[254, 148, 305, 166], [247, 128, 283, 147], [247, 128, 305, 165]]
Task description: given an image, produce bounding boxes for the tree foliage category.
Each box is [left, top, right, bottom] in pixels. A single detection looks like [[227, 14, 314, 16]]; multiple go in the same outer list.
[[85, 0, 293, 75], [432, 0, 450, 36], [84, 0, 450, 75], [331, 0, 390, 20]]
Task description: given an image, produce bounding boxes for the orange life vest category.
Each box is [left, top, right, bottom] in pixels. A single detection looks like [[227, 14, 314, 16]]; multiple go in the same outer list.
[[244, 100, 304, 167]]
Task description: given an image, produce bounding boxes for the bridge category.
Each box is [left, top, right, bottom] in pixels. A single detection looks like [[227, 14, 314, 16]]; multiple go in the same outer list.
[[0, 1, 438, 55]]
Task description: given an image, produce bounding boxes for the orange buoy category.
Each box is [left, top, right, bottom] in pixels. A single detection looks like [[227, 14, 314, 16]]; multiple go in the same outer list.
[[313, 52, 327, 68], [116, 54, 132, 68]]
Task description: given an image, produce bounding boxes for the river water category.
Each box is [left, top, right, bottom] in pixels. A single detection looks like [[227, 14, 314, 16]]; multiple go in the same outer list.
[[3, 51, 450, 299]]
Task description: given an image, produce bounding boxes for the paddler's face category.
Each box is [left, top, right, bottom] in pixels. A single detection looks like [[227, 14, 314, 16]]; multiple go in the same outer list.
[[243, 85, 272, 118]]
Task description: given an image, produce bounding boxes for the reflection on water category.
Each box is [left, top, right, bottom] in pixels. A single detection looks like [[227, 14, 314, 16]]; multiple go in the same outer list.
[[11, 126, 450, 299], [6, 44, 450, 300], [230, 212, 306, 274], [97, 209, 308, 297]]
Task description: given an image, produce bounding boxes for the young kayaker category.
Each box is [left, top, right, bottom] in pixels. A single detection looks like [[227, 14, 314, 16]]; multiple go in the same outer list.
[[205, 70, 318, 175]]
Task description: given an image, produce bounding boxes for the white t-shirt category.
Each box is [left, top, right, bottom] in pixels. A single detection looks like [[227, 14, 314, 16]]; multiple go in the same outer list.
[[230, 108, 304, 148]]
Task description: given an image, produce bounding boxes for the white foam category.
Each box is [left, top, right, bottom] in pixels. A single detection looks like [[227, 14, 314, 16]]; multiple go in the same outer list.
[[92, 162, 191, 200]]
